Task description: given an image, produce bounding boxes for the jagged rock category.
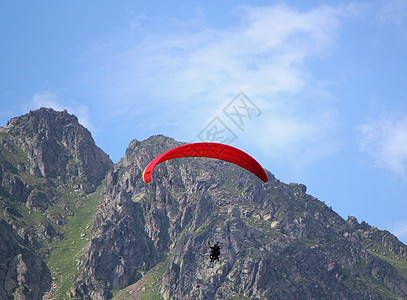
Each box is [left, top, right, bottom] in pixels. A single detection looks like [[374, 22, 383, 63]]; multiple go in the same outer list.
[[1, 110, 407, 299], [0, 220, 51, 299], [72, 135, 407, 299], [4, 108, 113, 193], [26, 189, 48, 212], [38, 222, 63, 243], [0, 174, 30, 202], [0, 108, 113, 299], [73, 190, 160, 294]]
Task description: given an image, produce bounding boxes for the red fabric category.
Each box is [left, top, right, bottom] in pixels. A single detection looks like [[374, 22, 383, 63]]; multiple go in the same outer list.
[[143, 142, 268, 183]]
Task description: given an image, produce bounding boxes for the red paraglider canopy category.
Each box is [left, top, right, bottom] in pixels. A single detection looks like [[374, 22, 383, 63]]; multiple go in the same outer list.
[[142, 142, 268, 183]]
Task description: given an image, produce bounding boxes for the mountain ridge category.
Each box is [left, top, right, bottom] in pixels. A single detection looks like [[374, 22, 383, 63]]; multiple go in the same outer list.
[[0, 108, 406, 299]]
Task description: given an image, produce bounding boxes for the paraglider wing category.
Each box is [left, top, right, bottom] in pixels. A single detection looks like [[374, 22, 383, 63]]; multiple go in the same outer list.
[[142, 142, 268, 183]]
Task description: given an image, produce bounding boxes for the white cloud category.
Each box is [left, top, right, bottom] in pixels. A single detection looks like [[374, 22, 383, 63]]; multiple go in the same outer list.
[[379, 0, 407, 29], [357, 111, 407, 176], [32, 92, 65, 111], [31, 91, 94, 132], [78, 4, 349, 167], [388, 220, 407, 242]]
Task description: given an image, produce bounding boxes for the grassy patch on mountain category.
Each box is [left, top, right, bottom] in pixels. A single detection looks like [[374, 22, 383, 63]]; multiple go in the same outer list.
[[367, 249, 407, 281], [112, 254, 171, 300], [17, 172, 47, 186], [46, 185, 103, 298], [0, 139, 29, 170], [363, 238, 407, 282], [339, 260, 400, 300], [17, 205, 47, 225], [243, 216, 280, 244]]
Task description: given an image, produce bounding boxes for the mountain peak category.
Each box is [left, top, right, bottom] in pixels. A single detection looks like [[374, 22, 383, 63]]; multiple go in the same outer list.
[[3, 107, 113, 192], [6, 107, 78, 130], [1, 109, 407, 299]]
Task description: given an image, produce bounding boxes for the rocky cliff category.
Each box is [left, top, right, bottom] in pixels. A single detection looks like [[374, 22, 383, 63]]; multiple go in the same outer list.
[[1, 109, 407, 299], [74, 135, 407, 299], [3, 108, 111, 193], [0, 108, 112, 299]]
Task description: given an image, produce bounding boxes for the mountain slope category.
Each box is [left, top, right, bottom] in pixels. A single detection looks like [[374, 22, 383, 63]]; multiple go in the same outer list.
[[0, 108, 112, 299], [0, 109, 406, 299], [74, 135, 407, 299]]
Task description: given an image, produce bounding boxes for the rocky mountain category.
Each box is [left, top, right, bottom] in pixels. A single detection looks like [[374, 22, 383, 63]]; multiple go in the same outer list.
[[0, 108, 112, 299], [1, 108, 407, 299]]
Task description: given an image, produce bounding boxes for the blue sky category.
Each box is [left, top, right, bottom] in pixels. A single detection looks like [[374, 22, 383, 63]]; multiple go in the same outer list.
[[1, 1, 407, 244]]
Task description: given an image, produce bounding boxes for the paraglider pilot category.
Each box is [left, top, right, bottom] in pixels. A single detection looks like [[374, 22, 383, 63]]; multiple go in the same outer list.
[[208, 241, 220, 262]]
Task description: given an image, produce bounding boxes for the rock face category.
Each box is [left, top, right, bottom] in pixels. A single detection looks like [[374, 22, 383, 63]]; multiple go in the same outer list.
[[0, 220, 50, 299], [3, 108, 112, 193], [0, 108, 113, 299], [73, 135, 407, 299], [1, 109, 407, 299]]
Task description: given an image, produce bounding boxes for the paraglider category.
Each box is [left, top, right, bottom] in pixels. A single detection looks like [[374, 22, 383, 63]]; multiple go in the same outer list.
[[142, 142, 267, 265], [142, 142, 268, 183], [208, 241, 220, 263]]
